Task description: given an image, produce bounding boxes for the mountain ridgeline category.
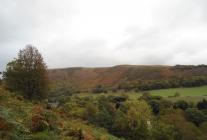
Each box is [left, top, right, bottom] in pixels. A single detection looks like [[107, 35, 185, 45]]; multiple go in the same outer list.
[[48, 65, 207, 93]]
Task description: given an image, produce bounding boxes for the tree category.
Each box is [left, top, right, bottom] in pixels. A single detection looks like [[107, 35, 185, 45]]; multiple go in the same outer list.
[[113, 101, 152, 140], [173, 100, 189, 110], [185, 108, 206, 126], [197, 99, 207, 110], [149, 100, 160, 115], [3, 45, 48, 99], [161, 109, 202, 140], [151, 121, 179, 140], [92, 85, 107, 93]]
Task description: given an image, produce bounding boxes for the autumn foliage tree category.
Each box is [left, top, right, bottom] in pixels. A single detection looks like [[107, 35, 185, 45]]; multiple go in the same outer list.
[[3, 45, 48, 99]]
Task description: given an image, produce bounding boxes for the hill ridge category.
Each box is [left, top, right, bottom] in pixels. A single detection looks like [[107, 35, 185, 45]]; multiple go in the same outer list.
[[48, 65, 207, 92]]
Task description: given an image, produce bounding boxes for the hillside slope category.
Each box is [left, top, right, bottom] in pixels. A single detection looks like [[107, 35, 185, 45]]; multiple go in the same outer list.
[[0, 86, 124, 140], [48, 65, 207, 92]]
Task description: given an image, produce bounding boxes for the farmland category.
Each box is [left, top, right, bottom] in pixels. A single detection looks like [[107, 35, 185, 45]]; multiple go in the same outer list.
[[77, 86, 207, 102], [150, 86, 207, 97]]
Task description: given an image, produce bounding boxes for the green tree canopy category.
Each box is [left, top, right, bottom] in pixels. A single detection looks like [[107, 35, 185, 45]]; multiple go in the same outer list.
[[3, 45, 48, 99], [185, 108, 206, 126], [113, 101, 152, 140]]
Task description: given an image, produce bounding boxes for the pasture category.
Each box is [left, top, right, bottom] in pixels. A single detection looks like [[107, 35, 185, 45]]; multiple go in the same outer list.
[[77, 86, 207, 103]]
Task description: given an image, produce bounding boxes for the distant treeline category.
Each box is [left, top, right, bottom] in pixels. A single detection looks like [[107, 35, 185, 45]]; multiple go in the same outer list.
[[174, 64, 207, 69], [91, 76, 207, 93], [118, 76, 207, 91]]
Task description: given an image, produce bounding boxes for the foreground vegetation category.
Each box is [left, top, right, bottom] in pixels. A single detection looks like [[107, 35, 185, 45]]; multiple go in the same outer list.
[[1, 46, 207, 139], [1, 85, 207, 140], [0, 86, 125, 140]]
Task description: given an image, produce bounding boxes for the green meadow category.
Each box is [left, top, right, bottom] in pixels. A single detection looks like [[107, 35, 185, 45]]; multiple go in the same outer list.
[[77, 86, 207, 103], [150, 86, 207, 97], [150, 86, 207, 102]]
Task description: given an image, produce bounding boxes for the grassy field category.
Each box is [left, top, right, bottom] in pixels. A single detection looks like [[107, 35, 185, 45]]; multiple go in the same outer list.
[[150, 86, 207, 97], [77, 86, 207, 103], [150, 86, 207, 102]]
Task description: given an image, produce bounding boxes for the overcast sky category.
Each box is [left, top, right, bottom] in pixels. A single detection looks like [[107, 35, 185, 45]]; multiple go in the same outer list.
[[0, 0, 207, 71]]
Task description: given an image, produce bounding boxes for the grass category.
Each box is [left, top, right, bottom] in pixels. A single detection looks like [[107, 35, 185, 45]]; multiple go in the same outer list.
[[77, 86, 207, 103], [150, 86, 207, 102], [149, 86, 207, 97]]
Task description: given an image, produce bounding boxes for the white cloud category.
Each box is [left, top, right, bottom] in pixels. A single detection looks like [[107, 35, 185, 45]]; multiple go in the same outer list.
[[0, 0, 207, 71]]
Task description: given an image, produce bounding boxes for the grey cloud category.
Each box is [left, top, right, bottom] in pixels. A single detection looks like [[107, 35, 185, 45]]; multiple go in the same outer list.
[[1, 0, 207, 72], [42, 38, 113, 68], [113, 0, 207, 65], [0, 0, 75, 71]]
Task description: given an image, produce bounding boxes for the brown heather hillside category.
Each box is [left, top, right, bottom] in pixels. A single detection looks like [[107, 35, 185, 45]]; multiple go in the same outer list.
[[48, 65, 207, 92]]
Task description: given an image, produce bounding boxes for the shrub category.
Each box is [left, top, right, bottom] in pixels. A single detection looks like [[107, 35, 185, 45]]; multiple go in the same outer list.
[[149, 100, 160, 115], [197, 99, 207, 110], [85, 103, 98, 121], [161, 109, 202, 140], [113, 101, 152, 140], [92, 85, 107, 93], [28, 131, 58, 140], [151, 121, 178, 140], [173, 100, 189, 110], [30, 114, 49, 132], [185, 108, 206, 126], [0, 117, 14, 131]]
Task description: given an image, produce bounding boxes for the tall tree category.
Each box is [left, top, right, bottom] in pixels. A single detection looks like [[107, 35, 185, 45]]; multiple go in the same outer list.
[[3, 45, 48, 99]]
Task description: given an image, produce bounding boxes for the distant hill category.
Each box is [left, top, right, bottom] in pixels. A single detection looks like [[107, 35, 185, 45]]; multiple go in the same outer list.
[[48, 65, 207, 92]]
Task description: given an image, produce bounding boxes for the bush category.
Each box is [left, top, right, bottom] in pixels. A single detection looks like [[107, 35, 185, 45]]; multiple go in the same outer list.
[[151, 121, 178, 140], [30, 114, 49, 132], [0, 106, 15, 132], [149, 100, 160, 115], [197, 99, 207, 110], [161, 109, 202, 140], [92, 85, 107, 93], [85, 103, 98, 121], [28, 131, 58, 140], [185, 108, 206, 126], [113, 101, 152, 140], [173, 100, 189, 110]]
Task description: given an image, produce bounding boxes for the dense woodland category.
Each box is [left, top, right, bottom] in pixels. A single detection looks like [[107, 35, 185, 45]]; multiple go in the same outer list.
[[1, 46, 207, 140]]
